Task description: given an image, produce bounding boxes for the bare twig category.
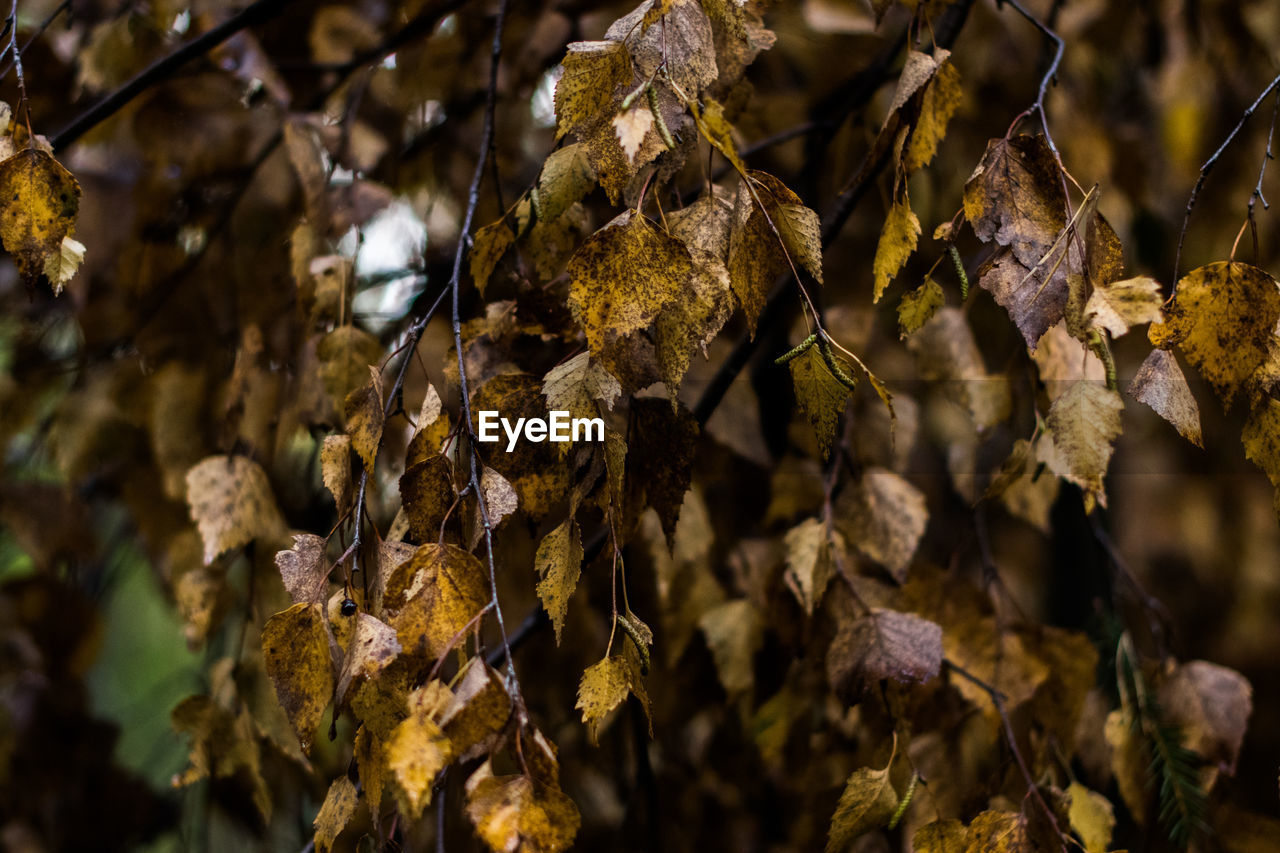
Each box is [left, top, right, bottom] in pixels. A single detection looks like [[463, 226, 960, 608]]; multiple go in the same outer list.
[[945, 659, 1070, 852], [1248, 89, 1279, 261], [997, 0, 1065, 163], [0, 0, 70, 82], [1173, 71, 1280, 284]]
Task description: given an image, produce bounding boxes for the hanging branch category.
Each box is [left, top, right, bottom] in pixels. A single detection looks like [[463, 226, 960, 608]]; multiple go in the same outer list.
[[1247, 89, 1279, 261], [1172, 71, 1280, 284], [997, 0, 1065, 162], [0, 0, 70, 83]]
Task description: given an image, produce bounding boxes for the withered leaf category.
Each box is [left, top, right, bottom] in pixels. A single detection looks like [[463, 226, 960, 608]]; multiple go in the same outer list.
[[386, 543, 488, 663], [729, 171, 805, 334], [576, 655, 636, 745], [388, 707, 453, 819], [897, 277, 944, 338], [1085, 275, 1163, 337], [567, 210, 692, 361], [320, 434, 354, 513], [783, 517, 835, 616], [399, 453, 455, 543], [262, 602, 335, 753], [699, 598, 763, 697], [1039, 381, 1123, 510], [1158, 659, 1252, 775], [534, 143, 595, 223], [438, 657, 512, 761], [470, 218, 514, 296], [628, 398, 699, 548], [465, 762, 581, 853], [554, 41, 631, 142], [317, 325, 384, 416], [186, 455, 286, 564], [334, 613, 401, 706], [835, 467, 928, 582], [904, 53, 962, 172], [344, 365, 384, 472], [541, 352, 621, 424], [1128, 348, 1203, 448], [312, 776, 358, 853], [275, 533, 328, 605], [827, 608, 943, 698]]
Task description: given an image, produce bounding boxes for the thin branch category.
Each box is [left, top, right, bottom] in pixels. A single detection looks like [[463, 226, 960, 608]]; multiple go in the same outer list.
[[945, 659, 1069, 853], [1248, 89, 1279, 261], [997, 0, 1065, 162], [51, 0, 298, 150], [1173, 71, 1280, 284], [0, 0, 70, 82]]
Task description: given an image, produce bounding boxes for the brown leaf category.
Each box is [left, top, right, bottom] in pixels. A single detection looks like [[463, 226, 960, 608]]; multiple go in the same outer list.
[[399, 453, 456, 543], [262, 602, 335, 753], [186, 455, 286, 564], [1128, 348, 1203, 447], [1158, 660, 1252, 776], [344, 365, 384, 472], [827, 608, 943, 698], [835, 467, 928, 582], [1038, 381, 1123, 510], [826, 758, 898, 852], [628, 398, 699, 548], [275, 533, 328, 605], [312, 776, 358, 853]]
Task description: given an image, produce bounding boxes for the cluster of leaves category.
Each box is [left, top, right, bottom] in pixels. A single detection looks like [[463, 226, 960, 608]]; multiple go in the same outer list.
[[3, 0, 1280, 851]]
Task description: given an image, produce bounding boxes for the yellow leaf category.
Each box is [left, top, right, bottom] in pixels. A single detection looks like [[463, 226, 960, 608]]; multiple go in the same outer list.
[[698, 598, 763, 697], [1067, 781, 1115, 853], [1105, 708, 1148, 825], [912, 818, 970, 852], [904, 55, 962, 172], [535, 517, 583, 644], [334, 613, 401, 706], [388, 707, 453, 819], [728, 171, 803, 334], [0, 148, 81, 292], [873, 194, 921, 302], [185, 455, 286, 564], [897, 277, 944, 338], [567, 210, 692, 361], [317, 325, 384, 416], [320, 433, 353, 513], [694, 98, 746, 175], [533, 143, 595, 223], [1038, 381, 1123, 510], [612, 105, 654, 163], [1155, 261, 1280, 406], [386, 543, 489, 663], [641, 0, 675, 31], [776, 201, 824, 284], [398, 453, 456, 543], [312, 776, 358, 853], [826, 759, 898, 852], [438, 657, 512, 761], [554, 41, 632, 142], [1128, 348, 1202, 448], [261, 602, 335, 753], [1085, 275, 1163, 337], [43, 234, 85, 295], [788, 345, 851, 460], [344, 365, 384, 472], [470, 219, 514, 296], [576, 655, 636, 744], [541, 352, 622, 424], [965, 811, 1031, 852], [465, 762, 581, 853]]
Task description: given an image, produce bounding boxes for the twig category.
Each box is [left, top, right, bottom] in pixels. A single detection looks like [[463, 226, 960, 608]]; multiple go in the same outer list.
[[1173, 71, 1280, 284], [51, 0, 298, 150], [1248, 89, 1279, 261], [945, 659, 1069, 853], [997, 0, 1065, 163], [0, 0, 70, 82], [7, 0, 32, 137]]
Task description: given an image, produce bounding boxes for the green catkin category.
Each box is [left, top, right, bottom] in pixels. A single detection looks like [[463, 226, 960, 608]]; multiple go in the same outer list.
[[647, 84, 677, 150], [774, 332, 818, 365], [887, 774, 918, 830], [618, 616, 651, 675], [819, 341, 860, 391], [620, 81, 648, 112], [949, 245, 969, 300]]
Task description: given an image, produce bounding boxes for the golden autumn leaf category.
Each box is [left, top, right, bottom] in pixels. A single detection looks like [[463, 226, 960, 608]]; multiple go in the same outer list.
[[535, 517, 583, 644], [334, 612, 401, 706], [438, 657, 512, 761], [1153, 261, 1280, 406], [186, 455, 286, 564], [788, 345, 851, 460], [904, 53, 962, 172], [0, 147, 82, 291], [465, 762, 581, 853], [1128, 348, 1203, 448], [470, 218, 515, 296], [312, 775, 359, 853], [472, 465, 518, 547], [567, 210, 692, 361], [1066, 781, 1116, 853], [1085, 274, 1163, 337], [388, 706, 453, 819], [576, 655, 636, 744], [826, 758, 898, 852], [320, 433, 354, 513], [873, 194, 921, 302], [262, 602, 335, 753], [344, 365, 384, 472], [533, 143, 595, 223], [782, 517, 835, 616], [554, 41, 632, 142], [385, 543, 488, 664], [897, 277, 944, 338], [399, 453, 456, 543]]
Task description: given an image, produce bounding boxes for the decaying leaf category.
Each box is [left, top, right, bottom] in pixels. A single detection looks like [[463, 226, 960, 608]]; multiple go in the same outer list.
[[313, 776, 359, 853], [465, 762, 581, 853], [275, 533, 328, 605], [827, 608, 943, 698], [1128, 348, 1203, 447], [535, 517, 583, 644], [262, 602, 335, 753], [873, 194, 920, 302], [1039, 381, 1123, 510], [835, 467, 928, 582], [186, 455, 286, 564], [1086, 275, 1163, 337], [789, 345, 851, 459], [826, 756, 898, 852]]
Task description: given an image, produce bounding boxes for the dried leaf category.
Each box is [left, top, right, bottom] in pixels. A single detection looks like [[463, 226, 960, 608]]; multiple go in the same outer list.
[[898, 277, 944, 338], [1066, 781, 1115, 853], [698, 598, 763, 697], [1039, 381, 1123, 510], [576, 655, 635, 744], [628, 399, 699, 547], [262, 602, 335, 753], [186, 455, 286, 564], [783, 517, 835, 616], [313, 776, 359, 853], [612, 105, 655, 162], [904, 55, 962, 172], [729, 171, 804, 334], [464, 762, 581, 853], [334, 613, 401, 706], [275, 533, 328, 605], [386, 543, 488, 663], [471, 219, 515, 296], [387, 707, 452, 819], [344, 366, 385, 472], [541, 352, 622, 423], [775, 201, 824, 284], [321, 434, 354, 512], [1158, 660, 1252, 776], [827, 608, 943, 697], [1086, 275, 1163, 337], [534, 143, 595, 223], [1128, 348, 1203, 447], [43, 235, 86, 295], [826, 759, 898, 852], [555, 41, 632, 141], [835, 467, 928, 582]]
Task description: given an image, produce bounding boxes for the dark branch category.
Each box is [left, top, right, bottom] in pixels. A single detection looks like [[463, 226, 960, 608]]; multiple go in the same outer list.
[[998, 0, 1065, 162], [1173, 71, 1280, 284]]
